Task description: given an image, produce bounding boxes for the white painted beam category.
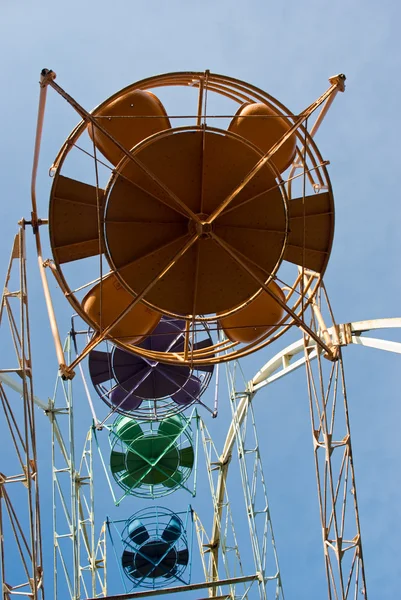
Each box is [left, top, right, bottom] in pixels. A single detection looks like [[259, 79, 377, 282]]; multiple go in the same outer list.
[[0, 373, 49, 411]]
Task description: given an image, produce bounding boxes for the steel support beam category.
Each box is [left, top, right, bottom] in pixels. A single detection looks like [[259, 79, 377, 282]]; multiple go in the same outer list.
[[86, 574, 259, 599], [0, 230, 44, 599]]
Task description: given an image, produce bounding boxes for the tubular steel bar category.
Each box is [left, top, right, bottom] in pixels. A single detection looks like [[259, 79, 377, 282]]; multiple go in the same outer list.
[[192, 510, 212, 587], [0, 372, 48, 411], [86, 574, 259, 600], [44, 70, 202, 226], [199, 419, 246, 599], [252, 317, 401, 391], [65, 233, 199, 376], [287, 73, 345, 193], [210, 232, 335, 358], [205, 74, 345, 225], [30, 70, 67, 376]]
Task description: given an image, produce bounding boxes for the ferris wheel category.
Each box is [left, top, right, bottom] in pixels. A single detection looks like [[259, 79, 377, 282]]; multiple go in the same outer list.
[[0, 69, 399, 600]]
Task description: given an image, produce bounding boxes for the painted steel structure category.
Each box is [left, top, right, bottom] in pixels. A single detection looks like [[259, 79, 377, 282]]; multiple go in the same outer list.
[[0, 230, 44, 599], [32, 69, 346, 376], [209, 282, 401, 600], [0, 229, 399, 598], [50, 336, 107, 600], [0, 69, 400, 600]]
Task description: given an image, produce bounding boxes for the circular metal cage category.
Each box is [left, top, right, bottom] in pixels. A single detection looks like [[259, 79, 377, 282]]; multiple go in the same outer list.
[[121, 506, 190, 589], [49, 71, 335, 368], [88, 316, 214, 420], [109, 413, 195, 499]]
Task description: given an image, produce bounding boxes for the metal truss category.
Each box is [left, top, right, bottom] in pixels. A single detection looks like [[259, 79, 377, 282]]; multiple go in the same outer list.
[[0, 232, 106, 599], [304, 338, 366, 598], [199, 419, 250, 599], [252, 318, 401, 393], [86, 573, 260, 600], [202, 280, 400, 600], [192, 510, 214, 588], [1, 227, 398, 600], [50, 333, 106, 600], [224, 362, 283, 600], [300, 285, 367, 599], [0, 230, 44, 599], [198, 355, 283, 600], [250, 282, 400, 600]]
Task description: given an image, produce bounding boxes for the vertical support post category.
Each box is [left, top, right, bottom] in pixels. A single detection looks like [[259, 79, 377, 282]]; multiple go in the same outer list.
[[303, 295, 367, 599], [51, 333, 106, 599], [225, 361, 283, 600], [0, 229, 45, 599], [199, 419, 246, 599], [30, 70, 68, 377]]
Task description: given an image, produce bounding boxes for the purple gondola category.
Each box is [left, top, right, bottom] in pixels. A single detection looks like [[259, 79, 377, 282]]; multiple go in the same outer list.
[[89, 317, 213, 419]]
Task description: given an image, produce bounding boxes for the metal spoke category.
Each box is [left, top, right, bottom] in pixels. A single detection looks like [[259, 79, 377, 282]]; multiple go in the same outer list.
[[205, 76, 344, 225], [210, 231, 334, 357], [45, 72, 202, 225], [66, 233, 199, 375]]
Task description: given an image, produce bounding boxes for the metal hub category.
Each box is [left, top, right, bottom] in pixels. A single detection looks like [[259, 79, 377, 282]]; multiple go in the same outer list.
[[188, 214, 213, 238]]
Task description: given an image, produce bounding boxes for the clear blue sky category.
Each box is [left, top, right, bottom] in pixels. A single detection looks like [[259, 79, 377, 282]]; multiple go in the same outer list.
[[1, 1, 400, 598]]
